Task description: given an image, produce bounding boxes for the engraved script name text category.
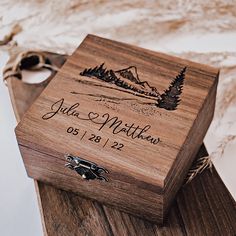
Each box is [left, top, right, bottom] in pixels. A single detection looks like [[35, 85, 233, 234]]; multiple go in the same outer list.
[[42, 98, 160, 145]]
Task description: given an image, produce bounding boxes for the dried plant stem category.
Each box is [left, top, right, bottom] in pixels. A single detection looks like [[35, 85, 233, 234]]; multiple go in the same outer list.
[[185, 155, 213, 184], [0, 24, 22, 46]]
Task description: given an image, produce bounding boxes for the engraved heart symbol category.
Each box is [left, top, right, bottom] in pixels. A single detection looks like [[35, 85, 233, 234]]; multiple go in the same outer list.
[[88, 112, 99, 120]]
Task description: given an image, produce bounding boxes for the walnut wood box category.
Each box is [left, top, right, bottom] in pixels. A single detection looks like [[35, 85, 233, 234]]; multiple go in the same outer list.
[[15, 34, 219, 223]]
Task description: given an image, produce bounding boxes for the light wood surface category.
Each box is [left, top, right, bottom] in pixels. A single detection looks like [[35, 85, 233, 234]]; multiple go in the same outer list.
[[7, 51, 236, 235]]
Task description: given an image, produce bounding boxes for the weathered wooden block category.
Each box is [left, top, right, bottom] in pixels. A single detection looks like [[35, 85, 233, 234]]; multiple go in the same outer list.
[[15, 35, 219, 223]]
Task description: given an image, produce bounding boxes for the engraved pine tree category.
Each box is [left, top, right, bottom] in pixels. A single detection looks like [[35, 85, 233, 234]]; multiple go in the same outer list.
[[156, 67, 186, 110]]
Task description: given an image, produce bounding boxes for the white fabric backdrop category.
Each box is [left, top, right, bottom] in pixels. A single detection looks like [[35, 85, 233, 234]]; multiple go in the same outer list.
[[0, 1, 236, 235]]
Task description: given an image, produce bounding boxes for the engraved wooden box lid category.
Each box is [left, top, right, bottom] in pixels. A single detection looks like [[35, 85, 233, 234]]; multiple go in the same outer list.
[[15, 34, 219, 223]]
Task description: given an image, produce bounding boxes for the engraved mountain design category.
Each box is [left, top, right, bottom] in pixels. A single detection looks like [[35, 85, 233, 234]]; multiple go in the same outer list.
[[114, 66, 160, 97], [80, 63, 160, 98], [80, 63, 186, 111]]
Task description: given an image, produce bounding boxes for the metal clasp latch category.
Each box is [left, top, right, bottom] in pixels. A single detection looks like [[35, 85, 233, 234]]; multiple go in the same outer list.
[[65, 154, 109, 182]]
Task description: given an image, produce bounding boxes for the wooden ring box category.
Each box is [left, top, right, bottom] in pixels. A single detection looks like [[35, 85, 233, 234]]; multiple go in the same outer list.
[[15, 34, 219, 224]]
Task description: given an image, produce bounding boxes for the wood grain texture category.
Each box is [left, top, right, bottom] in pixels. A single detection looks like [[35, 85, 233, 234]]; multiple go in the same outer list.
[[34, 148, 236, 236], [15, 35, 219, 222], [7, 54, 236, 236]]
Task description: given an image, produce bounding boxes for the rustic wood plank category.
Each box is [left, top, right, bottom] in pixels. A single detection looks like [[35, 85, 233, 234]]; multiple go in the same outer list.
[[6, 52, 236, 236], [14, 35, 219, 222]]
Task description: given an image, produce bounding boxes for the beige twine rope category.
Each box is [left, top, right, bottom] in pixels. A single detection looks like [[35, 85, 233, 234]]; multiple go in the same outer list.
[[3, 50, 60, 84]]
